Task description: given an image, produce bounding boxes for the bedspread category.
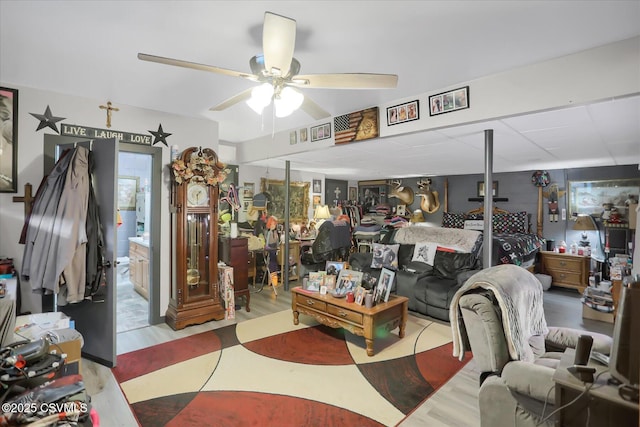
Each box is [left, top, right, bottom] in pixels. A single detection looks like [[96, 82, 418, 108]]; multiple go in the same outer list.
[[491, 233, 544, 266]]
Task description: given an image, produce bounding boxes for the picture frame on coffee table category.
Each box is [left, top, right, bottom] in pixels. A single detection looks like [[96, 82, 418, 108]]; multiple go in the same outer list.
[[325, 261, 347, 276], [375, 268, 395, 303], [336, 269, 363, 296]]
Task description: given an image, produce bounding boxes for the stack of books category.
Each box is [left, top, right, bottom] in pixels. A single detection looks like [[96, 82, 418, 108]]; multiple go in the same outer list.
[[581, 286, 614, 313]]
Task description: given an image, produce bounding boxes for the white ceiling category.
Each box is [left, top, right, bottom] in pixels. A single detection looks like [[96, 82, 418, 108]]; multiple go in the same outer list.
[[1, 1, 639, 180]]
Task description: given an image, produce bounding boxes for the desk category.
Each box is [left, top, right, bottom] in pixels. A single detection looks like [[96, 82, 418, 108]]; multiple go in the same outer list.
[[553, 348, 638, 426]]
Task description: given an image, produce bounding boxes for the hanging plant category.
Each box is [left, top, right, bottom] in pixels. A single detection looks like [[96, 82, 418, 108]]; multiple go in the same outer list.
[[171, 150, 226, 186]]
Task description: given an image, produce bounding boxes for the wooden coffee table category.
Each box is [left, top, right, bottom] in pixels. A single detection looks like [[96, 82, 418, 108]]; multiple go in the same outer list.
[[291, 287, 409, 356]]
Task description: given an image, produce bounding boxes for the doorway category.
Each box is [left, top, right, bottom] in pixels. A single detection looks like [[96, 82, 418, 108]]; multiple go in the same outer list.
[[43, 137, 163, 364], [116, 151, 151, 333]]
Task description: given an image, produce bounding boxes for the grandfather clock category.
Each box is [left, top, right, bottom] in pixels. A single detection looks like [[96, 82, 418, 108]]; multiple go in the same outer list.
[[166, 146, 225, 330]]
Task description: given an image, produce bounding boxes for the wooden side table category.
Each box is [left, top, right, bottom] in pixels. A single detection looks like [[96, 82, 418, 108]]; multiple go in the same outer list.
[[552, 348, 638, 426], [539, 251, 590, 292]]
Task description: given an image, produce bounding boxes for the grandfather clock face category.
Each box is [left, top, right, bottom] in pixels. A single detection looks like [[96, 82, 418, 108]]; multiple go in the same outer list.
[[187, 182, 209, 207]]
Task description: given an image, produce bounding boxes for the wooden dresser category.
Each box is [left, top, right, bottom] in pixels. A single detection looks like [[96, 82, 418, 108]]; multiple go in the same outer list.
[[218, 237, 250, 311], [539, 251, 590, 292]]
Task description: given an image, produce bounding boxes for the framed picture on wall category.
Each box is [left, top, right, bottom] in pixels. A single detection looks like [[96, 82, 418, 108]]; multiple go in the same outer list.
[[118, 176, 139, 210], [477, 181, 498, 197], [386, 100, 419, 126], [348, 186, 357, 201], [429, 86, 469, 116], [568, 178, 640, 217], [0, 87, 18, 193], [313, 179, 322, 194]]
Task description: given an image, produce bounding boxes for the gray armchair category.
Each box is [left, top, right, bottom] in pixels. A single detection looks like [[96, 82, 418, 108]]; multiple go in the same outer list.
[[451, 265, 612, 427]]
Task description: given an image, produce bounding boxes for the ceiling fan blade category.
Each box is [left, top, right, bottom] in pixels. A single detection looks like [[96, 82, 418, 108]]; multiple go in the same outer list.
[[209, 88, 254, 112], [300, 96, 331, 120], [138, 53, 259, 81], [262, 12, 296, 77], [291, 73, 398, 89]]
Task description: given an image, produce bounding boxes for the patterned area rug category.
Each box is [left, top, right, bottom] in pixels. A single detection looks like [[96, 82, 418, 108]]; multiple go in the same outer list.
[[112, 310, 471, 426]]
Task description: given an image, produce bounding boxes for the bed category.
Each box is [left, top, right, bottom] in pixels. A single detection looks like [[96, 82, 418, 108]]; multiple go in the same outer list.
[[441, 208, 545, 269]]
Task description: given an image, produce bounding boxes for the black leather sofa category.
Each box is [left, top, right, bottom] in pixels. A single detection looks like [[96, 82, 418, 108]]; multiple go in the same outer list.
[[348, 227, 482, 322]]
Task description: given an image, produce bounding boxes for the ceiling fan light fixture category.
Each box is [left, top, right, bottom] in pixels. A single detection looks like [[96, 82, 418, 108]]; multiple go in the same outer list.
[[274, 87, 304, 118], [246, 83, 274, 114]]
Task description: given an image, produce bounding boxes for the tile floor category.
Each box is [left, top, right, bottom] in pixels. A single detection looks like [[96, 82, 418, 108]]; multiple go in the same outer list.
[[116, 275, 148, 334]]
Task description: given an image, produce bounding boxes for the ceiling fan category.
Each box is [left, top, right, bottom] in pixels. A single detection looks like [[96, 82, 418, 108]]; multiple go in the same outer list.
[[138, 12, 398, 119]]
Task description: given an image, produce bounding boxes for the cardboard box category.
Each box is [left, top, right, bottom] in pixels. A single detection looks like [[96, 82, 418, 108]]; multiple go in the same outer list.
[[14, 313, 82, 376], [51, 337, 82, 375], [582, 304, 614, 323], [15, 312, 70, 341]]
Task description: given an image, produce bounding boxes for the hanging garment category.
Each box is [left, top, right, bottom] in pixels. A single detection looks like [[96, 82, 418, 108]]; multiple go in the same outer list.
[[21, 149, 74, 282], [84, 150, 106, 299], [22, 146, 90, 303]]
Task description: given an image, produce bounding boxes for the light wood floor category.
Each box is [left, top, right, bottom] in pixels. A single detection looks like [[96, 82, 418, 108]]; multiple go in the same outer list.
[[81, 284, 613, 427]]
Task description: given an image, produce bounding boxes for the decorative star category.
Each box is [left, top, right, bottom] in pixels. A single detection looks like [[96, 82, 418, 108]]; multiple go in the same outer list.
[[149, 124, 171, 147], [30, 105, 66, 134]]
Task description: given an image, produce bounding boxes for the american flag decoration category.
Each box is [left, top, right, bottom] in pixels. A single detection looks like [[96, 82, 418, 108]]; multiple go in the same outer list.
[[333, 107, 379, 145]]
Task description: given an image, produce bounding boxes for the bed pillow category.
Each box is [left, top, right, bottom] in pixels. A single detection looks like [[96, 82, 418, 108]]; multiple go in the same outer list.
[[371, 243, 400, 269], [493, 211, 528, 233], [411, 241, 438, 266], [442, 212, 465, 229]]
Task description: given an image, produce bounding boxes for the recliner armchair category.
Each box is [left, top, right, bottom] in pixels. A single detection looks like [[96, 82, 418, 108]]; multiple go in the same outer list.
[[451, 265, 612, 427]]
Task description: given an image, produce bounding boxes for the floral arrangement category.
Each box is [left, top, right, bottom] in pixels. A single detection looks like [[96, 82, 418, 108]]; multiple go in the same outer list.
[[171, 153, 227, 186]]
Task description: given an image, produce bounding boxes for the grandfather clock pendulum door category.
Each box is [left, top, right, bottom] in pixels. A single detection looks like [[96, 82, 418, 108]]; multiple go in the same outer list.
[[166, 146, 225, 330]]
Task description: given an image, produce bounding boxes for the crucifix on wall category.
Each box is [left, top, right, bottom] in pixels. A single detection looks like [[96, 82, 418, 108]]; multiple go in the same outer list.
[[99, 101, 119, 128], [334, 187, 341, 200]]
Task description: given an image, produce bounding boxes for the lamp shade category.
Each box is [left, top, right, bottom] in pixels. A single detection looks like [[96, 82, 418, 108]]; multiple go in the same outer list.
[[573, 214, 597, 231], [314, 205, 331, 220]]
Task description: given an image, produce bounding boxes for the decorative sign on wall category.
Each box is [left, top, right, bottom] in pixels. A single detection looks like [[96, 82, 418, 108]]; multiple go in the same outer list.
[[334, 107, 379, 145], [61, 124, 153, 145]]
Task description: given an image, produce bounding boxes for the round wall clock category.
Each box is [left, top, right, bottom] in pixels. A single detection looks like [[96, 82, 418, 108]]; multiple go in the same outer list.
[[187, 182, 209, 206]]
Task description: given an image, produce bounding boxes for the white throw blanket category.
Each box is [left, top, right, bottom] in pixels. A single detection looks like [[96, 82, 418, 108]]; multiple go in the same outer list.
[[392, 226, 481, 252], [450, 264, 548, 362]]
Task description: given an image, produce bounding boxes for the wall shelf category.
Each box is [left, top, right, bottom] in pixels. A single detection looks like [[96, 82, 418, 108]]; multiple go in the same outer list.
[[468, 197, 509, 202]]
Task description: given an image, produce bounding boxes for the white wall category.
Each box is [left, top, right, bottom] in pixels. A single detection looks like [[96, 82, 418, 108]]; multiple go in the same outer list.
[[0, 84, 219, 316]]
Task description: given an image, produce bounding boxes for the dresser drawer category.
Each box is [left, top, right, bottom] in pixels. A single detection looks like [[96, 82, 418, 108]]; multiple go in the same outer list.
[[547, 270, 584, 287], [544, 256, 583, 271], [327, 304, 363, 325], [296, 294, 327, 312]]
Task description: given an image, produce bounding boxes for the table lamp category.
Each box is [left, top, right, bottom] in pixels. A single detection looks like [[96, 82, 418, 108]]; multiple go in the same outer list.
[[313, 205, 331, 229]]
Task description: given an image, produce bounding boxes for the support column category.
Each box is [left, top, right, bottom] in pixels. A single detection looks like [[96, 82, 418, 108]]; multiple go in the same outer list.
[[284, 161, 290, 291], [483, 129, 494, 269]]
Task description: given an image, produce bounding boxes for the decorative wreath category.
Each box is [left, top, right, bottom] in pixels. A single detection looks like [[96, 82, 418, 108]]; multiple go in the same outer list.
[[171, 153, 226, 186]]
